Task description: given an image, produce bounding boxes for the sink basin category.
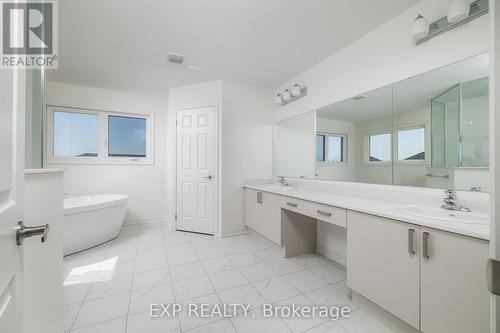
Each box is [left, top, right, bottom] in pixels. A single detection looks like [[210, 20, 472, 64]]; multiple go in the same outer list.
[[398, 205, 489, 224], [260, 184, 294, 192]]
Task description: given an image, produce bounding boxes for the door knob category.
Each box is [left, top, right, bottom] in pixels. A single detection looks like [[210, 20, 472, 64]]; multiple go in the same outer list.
[[16, 221, 49, 246], [203, 175, 213, 180]]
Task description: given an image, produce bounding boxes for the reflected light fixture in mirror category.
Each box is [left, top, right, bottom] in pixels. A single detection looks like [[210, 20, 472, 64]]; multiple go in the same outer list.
[[448, 0, 471, 23], [412, 14, 429, 40], [283, 89, 292, 102]]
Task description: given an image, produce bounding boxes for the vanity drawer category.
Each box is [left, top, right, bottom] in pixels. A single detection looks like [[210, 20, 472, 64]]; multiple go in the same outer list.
[[281, 198, 346, 228]]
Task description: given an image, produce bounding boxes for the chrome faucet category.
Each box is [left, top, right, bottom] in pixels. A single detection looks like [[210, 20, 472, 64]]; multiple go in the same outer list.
[[441, 189, 471, 212], [277, 176, 289, 186]]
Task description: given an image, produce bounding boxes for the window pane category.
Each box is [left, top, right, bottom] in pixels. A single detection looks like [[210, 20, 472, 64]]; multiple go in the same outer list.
[[398, 128, 425, 161], [316, 134, 325, 161], [108, 116, 146, 157], [53, 111, 98, 157], [327, 136, 343, 162], [369, 133, 391, 162]]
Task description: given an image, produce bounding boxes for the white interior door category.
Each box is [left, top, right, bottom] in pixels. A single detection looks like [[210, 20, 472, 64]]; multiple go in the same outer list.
[[0, 70, 23, 332], [176, 106, 217, 235]]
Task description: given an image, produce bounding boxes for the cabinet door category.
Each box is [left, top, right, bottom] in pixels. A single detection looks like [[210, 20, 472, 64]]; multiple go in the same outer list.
[[347, 211, 419, 328], [260, 192, 283, 245], [244, 189, 262, 232], [420, 228, 489, 333]]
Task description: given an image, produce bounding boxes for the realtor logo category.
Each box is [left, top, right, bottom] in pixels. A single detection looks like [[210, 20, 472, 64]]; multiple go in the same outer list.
[[1, 0, 58, 68]]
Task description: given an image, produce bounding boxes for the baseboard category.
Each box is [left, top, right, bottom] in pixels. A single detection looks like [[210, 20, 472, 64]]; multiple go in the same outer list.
[[124, 217, 165, 225], [316, 245, 347, 266], [215, 227, 249, 238]]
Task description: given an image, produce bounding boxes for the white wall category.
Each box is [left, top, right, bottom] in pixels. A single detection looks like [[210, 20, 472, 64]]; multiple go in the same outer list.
[[272, 0, 489, 264], [168, 80, 274, 236], [45, 82, 168, 224], [221, 81, 274, 235]]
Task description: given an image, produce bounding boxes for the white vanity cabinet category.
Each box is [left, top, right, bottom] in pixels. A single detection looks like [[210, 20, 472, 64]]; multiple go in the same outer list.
[[347, 211, 420, 328], [347, 211, 489, 332], [244, 189, 283, 245], [420, 227, 489, 333]]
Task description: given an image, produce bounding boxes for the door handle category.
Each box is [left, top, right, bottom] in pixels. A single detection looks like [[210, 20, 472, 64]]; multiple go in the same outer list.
[[408, 229, 415, 255], [422, 231, 430, 259], [16, 221, 49, 246], [203, 175, 213, 180], [286, 202, 298, 207]]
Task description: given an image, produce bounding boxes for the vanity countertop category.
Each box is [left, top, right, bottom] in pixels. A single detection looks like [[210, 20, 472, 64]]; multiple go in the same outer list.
[[244, 184, 489, 241]]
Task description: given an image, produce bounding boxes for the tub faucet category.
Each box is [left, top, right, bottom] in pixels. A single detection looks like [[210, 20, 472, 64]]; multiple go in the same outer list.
[[441, 189, 471, 212]]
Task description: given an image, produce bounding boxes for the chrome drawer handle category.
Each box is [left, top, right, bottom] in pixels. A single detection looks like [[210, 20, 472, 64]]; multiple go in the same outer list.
[[408, 229, 415, 255], [422, 232, 430, 259], [317, 210, 332, 217], [287, 202, 298, 207]]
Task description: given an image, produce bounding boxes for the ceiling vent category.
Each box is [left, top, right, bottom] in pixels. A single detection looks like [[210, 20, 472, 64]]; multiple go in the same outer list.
[[168, 53, 184, 64]]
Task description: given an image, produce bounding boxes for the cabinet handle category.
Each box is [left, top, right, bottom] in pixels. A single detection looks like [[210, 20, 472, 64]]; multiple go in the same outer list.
[[317, 210, 332, 217], [287, 202, 298, 207], [408, 229, 415, 255], [422, 232, 430, 259], [256, 192, 262, 204]]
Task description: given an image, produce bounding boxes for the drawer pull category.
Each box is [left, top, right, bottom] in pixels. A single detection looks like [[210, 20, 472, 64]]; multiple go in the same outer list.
[[286, 202, 298, 207], [317, 210, 332, 217], [408, 229, 415, 255], [422, 232, 430, 259]]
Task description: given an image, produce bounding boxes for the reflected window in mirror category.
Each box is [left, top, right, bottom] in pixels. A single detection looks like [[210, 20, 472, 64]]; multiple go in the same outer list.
[[316, 133, 346, 163], [367, 132, 392, 163], [397, 127, 426, 162]]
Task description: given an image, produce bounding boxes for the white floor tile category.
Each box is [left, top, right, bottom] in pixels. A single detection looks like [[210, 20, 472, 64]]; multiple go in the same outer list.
[[165, 242, 193, 255], [185, 318, 236, 333], [305, 285, 356, 310], [87, 274, 133, 300], [333, 280, 352, 298], [195, 247, 226, 260], [64, 303, 81, 331], [228, 252, 263, 267], [167, 251, 199, 266], [231, 308, 291, 333], [303, 320, 347, 333], [239, 263, 278, 282], [132, 268, 171, 290], [267, 259, 305, 275], [274, 294, 329, 333], [172, 275, 215, 301], [96, 260, 135, 281], [129, 283, 175, 315], [338, 310, 394, 333], [253, 248, 283, 262], [291, 254, 329, 269], [73, 293, 130, 329], [177, 293, 222, 331], [208, 269, 249, 292], [308, 264, 347, 284], [283, 270, 328, 293], [134, 256, 168, 273], [64, 284, 91, 305], [217, 284, 265, 314], [70, 317, 127, 333], [253, 277, 301, 303], [126, 310, 181, 333], [136, 246, 166, 260], [169, 262, 206, 281], [220, 244, 250, 255], [201, 257, 236, 274]]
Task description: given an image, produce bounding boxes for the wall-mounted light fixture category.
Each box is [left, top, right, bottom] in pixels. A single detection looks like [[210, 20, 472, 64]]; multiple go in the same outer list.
[[275, 84, 308, 107], [413, 0, 488, 46]]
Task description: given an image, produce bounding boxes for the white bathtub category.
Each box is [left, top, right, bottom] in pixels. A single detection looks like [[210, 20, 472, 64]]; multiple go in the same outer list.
[[63, 194, 128, 256]]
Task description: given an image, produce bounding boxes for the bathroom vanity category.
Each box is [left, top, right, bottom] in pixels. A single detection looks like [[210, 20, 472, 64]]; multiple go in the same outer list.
[[243, 183, 489, 333]]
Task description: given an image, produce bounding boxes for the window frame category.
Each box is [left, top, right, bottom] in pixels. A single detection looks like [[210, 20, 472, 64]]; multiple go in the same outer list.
[[394, 125, 427, 166], [315, 132, 348, 165], [45, 106, 154, 165]]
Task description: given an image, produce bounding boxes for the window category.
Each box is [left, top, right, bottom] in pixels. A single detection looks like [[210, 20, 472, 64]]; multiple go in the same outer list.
[[316, 133, 346, 163], [368, 132, 391, 162], [53, 111, 98, 157], [46, 107, 153, 164], [397, 127, 425, 161], [108, 116, 146, 158]]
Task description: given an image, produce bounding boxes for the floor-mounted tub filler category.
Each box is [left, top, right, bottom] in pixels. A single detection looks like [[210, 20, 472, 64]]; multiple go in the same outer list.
[[63, 194, 128, 256]]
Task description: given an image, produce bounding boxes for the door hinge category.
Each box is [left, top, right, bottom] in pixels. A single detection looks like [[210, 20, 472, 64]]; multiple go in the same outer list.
[[487, 258, 500, 296]]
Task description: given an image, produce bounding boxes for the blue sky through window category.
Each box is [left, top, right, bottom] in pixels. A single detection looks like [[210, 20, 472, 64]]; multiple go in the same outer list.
[[53, 111, 98, 157], [398, 128, 425, 160], [108, 116, 146, 157], [369, 133, 391, 162]]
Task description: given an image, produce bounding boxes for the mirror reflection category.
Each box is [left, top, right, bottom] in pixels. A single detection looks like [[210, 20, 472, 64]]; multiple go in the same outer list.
[[274, 52, 490, 192]]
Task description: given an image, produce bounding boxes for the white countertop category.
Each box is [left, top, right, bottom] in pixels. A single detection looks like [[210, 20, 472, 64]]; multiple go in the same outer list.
[[244, 184, 489, 241]]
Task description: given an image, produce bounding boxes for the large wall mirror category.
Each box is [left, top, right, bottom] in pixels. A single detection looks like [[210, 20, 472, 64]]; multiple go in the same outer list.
[[274, 52, 490, 192]]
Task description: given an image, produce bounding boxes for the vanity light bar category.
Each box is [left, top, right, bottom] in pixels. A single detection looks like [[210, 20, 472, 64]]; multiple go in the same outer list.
[[275, 85, 308, 107], [415, 0, 488, 46]]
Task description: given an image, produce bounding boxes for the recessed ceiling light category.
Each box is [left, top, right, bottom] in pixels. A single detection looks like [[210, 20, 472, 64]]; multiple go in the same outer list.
[[168, 52, 184, 64]]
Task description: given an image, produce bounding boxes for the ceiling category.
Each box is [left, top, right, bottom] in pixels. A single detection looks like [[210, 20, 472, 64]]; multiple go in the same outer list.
[[317, 53, 490, 123], [47, 0, 419, 96]]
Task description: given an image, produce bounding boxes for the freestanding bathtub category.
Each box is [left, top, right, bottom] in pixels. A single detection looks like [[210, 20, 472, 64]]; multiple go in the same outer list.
[[63, 194, 129, 256]]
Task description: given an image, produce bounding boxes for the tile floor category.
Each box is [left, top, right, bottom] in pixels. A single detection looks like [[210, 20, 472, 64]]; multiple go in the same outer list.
[[63, 223, 394, 333]]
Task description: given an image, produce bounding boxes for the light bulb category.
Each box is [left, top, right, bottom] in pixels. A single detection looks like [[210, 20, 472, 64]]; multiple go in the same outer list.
[[283, 89, 292, 101], [412, 14, 429, 40], [291, 84, 302, 97], [274, 93, 283, 104], [448, 0, 470, 23]]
